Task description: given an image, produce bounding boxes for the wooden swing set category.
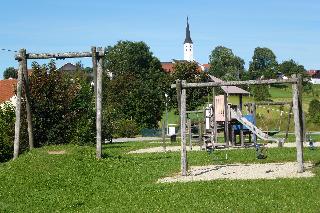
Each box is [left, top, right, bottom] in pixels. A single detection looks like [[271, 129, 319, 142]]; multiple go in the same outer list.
[[13, 47, 104, 160], [172, 75, 305, 176]]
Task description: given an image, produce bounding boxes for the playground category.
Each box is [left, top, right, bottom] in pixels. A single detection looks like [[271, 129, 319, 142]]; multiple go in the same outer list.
[[3, 48, 320, 211]]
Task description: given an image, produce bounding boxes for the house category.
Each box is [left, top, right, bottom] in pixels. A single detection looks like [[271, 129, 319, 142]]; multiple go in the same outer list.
[[0, 78, 17, 107], [308, 70, 320, 84], [59, 63, 78, 72]]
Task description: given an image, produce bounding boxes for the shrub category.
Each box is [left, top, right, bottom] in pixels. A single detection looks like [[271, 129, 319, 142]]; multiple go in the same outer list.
[[113, 119, 139, 138], [308, 99, 320, 124], [21, 61, 95, 147], [0, 103, 15, 162]]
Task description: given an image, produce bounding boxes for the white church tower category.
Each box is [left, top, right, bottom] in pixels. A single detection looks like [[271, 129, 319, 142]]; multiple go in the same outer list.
[[183, 17, 193, 61]]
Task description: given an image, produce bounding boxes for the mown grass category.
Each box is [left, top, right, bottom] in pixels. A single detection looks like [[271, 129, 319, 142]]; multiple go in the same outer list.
[[1, 142, 320, 212]]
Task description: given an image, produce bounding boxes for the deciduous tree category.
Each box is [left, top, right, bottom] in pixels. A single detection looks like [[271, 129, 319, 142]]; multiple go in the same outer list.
[[168, 61, 209, 110], [103, 41, 168, 130], [3, 67, 17, 79], [208, 46, 245, 80], [248, 47, 278, 79]]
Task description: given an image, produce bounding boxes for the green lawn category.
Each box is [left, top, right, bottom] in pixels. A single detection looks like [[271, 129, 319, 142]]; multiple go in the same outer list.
[[1, 143, 320, 212]]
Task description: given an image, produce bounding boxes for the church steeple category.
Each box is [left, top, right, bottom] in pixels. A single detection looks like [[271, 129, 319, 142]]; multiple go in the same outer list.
[[184, 17, 193, 44], [183, 17, 194, 61]]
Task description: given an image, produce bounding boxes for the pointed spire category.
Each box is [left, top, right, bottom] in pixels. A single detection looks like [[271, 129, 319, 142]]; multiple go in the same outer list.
[[184, 16, 193, 44]]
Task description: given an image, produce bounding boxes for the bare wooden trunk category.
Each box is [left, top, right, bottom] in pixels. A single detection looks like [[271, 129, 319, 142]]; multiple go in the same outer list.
[[21, 49, 34, 149], [180, 81, 187, 176], [13, 58, 24, 159], [162, 120, 166, 152], [252, 103, 257, 145], [96, 55, 103, 159], [212, 88, 217, 146], [292, 75, 304, 173], [199, 121, 202, 143], [91, 47, 97, 105], [171, 78, 299, 89], [176, 80, 182, 117], [284, 102, 293, 144], [224, 93, 229, 147], [188, 119, 192, 150], [239, 95, 244, 147]]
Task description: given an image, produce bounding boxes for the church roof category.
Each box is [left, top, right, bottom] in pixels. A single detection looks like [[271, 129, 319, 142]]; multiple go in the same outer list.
[[184, 17, 193, 44]]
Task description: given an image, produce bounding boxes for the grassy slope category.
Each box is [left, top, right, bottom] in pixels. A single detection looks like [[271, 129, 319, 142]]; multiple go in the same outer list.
[[1, 143, 320, 212]]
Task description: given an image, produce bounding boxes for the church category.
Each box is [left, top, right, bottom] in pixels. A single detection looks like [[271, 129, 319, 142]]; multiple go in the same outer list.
[[161, 17, 209, 73]]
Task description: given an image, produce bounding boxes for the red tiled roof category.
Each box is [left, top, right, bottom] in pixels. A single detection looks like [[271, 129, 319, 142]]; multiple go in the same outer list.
[[0, 79, 17, 104], [161, 62, 174, 73], [202, 64, 210, 69], [306, 70, 319, 76]]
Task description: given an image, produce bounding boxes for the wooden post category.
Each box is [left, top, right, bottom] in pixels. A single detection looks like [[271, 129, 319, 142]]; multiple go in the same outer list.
[[239, 94, 244, 147], [224, 93, 229, 147], [212, 88, 217, 146], [252, 103, 257, 145], [176, 80, 182, 116], [13, 56, 24, 159], [188, 119, 192, 150], [199, 121, 202, 143], [91, 47, 97, 106], [21, 49, 34, 149], [292, 74, 304, 173], [181, 80, 187, 176], [203, 109, 207, 149], [162, 120, 166, 152], [96, 53, 103, 159], [284, 102, 293, 144], [231, 127, 235, 146]]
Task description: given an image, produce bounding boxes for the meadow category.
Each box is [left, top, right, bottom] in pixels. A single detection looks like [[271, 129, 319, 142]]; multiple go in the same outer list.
[[0, 142, 320, 212]]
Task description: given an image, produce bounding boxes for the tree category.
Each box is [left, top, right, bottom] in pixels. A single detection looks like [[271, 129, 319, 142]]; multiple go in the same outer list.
[[3, 67, 17, 79], [23, 60, 95, 146], [278, 59, 313, 94], [308, 99, 320, 124], [250, 85, 271, 101], [208, 46, 245, 80], [278, 59, 305, 77], [248, 47, 278, 79], [168, 61, 209, 110], [103, 41, 168, 130]]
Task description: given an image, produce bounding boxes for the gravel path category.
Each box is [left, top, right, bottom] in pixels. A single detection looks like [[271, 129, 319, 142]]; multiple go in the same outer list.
[[108, 137, 162, 143], [158, 162, 314, 183], [128, 142, 320, 154]]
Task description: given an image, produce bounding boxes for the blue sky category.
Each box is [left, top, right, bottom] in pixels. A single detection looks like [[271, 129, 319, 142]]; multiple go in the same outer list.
[[0, 0, 319, 79]]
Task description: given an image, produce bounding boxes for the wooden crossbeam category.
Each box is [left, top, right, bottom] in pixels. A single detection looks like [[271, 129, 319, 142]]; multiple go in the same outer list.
[[244, 101, 292, 106], [171, 78, 299, 89], [15, 51, 104, 60]]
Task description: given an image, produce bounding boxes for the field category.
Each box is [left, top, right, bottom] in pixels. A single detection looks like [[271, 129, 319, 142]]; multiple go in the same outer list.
[[0, 142, 320, 212]]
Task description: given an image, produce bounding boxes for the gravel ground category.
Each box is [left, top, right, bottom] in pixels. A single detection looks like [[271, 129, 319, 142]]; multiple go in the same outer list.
[[107, 137, 162, 143], [128, 142, 320, 154], [158, 162, 314, 183]]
